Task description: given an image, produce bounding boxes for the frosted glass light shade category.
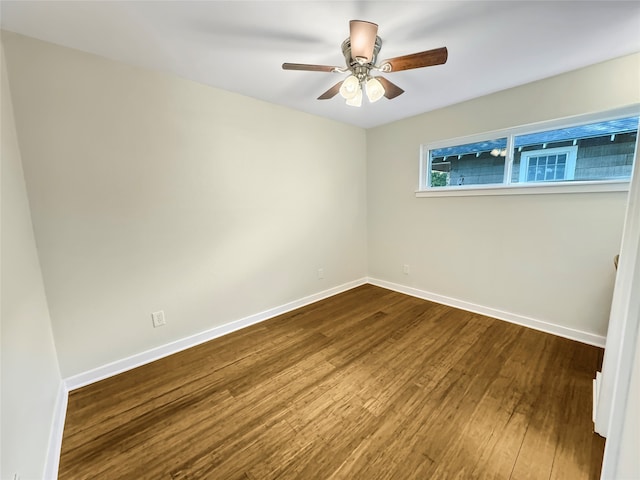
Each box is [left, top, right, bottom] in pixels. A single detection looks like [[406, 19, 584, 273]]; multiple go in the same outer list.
[[339, 75, 360, 99], [345, 86, 363, 107], [349, 20, 378, 63], [365, 77, 385, 103]]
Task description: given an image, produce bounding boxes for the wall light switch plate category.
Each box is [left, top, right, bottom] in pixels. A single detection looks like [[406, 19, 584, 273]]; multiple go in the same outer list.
[[151, 311, 166, 328]]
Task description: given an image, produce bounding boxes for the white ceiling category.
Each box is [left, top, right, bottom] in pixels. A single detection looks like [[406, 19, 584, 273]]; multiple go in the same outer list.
[[2, 1, 640, 128]]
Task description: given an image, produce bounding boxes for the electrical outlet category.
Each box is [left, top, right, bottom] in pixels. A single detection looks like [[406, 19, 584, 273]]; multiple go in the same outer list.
[[317, 268, 324, 279], [151, 311, 166, 328], [403, 264, 410, 275]]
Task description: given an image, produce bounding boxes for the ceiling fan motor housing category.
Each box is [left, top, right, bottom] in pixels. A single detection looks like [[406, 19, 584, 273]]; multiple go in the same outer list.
[[341, 36, 382, 74]]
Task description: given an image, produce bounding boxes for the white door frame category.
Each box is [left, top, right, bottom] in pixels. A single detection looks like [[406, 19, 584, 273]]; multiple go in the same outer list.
[[597, 133, 640, 478]]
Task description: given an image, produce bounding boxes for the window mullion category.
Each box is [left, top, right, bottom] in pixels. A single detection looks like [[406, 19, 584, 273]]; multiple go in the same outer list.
[[420, 144, 430, 189], [504, 134, 515, 185]]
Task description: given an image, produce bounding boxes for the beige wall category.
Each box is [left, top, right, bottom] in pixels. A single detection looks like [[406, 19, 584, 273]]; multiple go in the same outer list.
[[367, 53, 640, 338], [1, 42, 62, 480], [1, 32, 368, 378]]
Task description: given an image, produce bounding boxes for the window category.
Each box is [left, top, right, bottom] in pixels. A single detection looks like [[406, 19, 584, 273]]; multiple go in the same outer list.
[[419, 108, 639, 195]]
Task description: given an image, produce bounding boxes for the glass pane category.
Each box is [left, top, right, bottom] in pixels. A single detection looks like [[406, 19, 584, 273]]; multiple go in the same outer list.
[[512, 116, 639, 183], [545, 166, 554, 180], [429, 137, 507, 187]]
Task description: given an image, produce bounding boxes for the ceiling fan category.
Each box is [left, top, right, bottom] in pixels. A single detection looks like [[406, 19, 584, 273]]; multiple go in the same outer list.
[[282, 20, 448, 107]]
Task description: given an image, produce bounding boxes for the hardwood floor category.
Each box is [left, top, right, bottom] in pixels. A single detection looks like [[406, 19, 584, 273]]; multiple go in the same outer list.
[[59, 285, 605, 479]]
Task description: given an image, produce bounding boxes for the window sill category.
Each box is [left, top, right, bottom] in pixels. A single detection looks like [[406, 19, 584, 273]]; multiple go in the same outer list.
[[415, 180, 630, 197]]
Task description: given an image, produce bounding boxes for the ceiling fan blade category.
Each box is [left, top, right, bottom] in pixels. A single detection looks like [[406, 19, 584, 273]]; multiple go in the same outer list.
[[282, 63, 339, 72], [381, 47, 448, 72], [349, 20, 378, 63], [317, 81, 343, 100], [376, 77, 405, 99]]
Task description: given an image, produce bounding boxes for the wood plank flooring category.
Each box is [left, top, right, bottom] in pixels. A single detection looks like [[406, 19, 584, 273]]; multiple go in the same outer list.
[[59, 284, 605, 479]]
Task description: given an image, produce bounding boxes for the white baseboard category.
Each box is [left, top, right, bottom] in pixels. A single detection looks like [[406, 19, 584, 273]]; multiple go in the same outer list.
[[65, 278, 368, 391], [367, 277, 606, 348], [43, 381, 68, 480], [65, 276, 605, 392]]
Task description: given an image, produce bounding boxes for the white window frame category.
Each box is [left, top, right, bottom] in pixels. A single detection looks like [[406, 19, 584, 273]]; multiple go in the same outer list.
[[518, 145, 578, 183], [417, 105, 639, 197]]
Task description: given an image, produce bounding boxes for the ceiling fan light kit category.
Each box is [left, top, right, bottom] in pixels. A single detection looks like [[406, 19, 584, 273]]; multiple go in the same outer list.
[[346, 87, 363, 107], [365, 77, 385, 103], [339, 75, 360, 100], [282, 20, 448, 107]]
